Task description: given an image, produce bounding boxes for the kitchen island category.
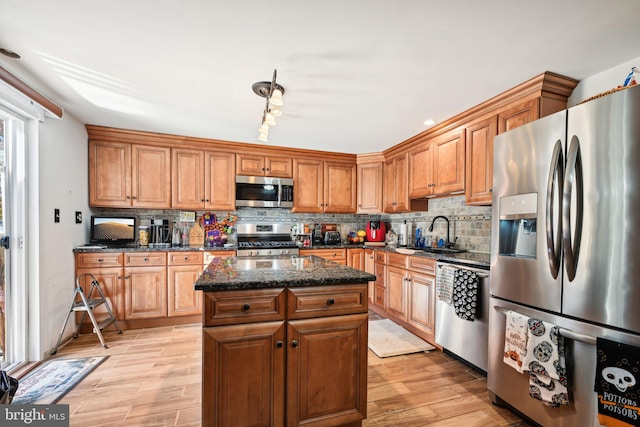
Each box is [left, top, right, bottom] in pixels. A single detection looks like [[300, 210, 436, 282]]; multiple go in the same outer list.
[[195, 255, 376, 427]]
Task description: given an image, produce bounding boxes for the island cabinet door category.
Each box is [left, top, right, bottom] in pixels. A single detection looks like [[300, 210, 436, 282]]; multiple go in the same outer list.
[[202, 321, 286, 427], [286, 313, 368, 427]]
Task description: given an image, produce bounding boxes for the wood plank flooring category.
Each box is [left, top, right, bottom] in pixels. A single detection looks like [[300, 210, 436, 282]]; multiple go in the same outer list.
[[49, 319, 532, 426]]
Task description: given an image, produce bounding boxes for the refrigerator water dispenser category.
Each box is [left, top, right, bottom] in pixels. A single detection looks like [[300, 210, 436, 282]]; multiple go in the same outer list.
[[498, 193, 537, 259]]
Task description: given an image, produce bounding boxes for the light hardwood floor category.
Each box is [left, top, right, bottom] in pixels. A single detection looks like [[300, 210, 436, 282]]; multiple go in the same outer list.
[[49, 320, 532, 426]]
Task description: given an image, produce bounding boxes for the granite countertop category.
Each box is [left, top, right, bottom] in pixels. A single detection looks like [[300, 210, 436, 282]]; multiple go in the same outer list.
[[194, 255, 377, 291]]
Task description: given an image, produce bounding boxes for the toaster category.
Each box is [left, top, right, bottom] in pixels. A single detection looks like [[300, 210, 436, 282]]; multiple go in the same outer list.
[[323, 231, 341, 245]]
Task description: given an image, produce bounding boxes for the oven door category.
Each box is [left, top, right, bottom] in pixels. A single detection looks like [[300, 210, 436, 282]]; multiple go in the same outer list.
[[235, 175, 293, 208]]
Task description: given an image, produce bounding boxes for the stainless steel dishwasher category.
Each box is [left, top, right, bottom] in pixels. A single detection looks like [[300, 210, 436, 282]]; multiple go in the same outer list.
[[435, 261, 490, 372]]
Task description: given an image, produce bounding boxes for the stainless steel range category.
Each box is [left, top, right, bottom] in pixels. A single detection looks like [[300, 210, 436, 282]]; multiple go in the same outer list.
[[236, 223, 299, 256]]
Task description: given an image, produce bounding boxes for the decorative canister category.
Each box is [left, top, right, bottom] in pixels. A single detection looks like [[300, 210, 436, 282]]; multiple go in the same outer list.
[[139, 226, 149, 246]]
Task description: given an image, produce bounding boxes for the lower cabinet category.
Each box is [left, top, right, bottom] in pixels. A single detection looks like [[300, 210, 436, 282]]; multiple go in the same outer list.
[[374, 251, 438, 345], [74, 250, 236, 330], [124, 265, 167, 319], [202, 285, 368, 427], [300, 248, 347, 265]]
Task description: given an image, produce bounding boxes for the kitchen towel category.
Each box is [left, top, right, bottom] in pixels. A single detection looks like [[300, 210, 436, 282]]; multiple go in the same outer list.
[[503, 310, 529, 373], [594, 337, 640, 427], [522, 318, 569, 407], [436, 265, 455, 305], [451, 268, 479, 321]]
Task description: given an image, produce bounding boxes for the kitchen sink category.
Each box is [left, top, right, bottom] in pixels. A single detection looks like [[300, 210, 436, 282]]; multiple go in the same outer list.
[[422, 247, 467, 254]]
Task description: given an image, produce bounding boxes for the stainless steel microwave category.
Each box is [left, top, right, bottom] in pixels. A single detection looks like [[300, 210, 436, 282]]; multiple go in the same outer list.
[[235, 175, 294, 208]]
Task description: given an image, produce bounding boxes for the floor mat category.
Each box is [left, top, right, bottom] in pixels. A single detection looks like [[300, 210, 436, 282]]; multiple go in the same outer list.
[[368, 319, 434, 358], [12, 356, 107, 404]]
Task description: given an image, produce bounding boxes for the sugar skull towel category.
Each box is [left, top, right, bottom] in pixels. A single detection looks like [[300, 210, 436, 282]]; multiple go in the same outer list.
[[595, 337, 640, 426]]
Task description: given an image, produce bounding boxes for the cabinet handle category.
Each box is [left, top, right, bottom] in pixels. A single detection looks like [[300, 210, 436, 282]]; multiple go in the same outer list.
[[205, 199, 210, 202], [184, 256, 188, 260], [327, 298, 335, 306], [276, 341, 283, 348], [125, 275, 129, 280], [201, 199, 205, 202], [97, 258, 103, 262], [242, 303, 250, 311], [132, 196, 137, 199], [144, 257, 149, 262], [291, 340, 299, 348], [126, 196, 131, 199]]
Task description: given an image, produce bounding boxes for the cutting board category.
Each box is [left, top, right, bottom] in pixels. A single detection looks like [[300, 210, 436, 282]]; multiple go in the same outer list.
[[189, 222, 204, 246]]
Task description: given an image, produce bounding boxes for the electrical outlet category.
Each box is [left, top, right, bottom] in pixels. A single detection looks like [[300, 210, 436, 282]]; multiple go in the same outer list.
[[75, 211, 82, 224], [54, 208, 60, 223]]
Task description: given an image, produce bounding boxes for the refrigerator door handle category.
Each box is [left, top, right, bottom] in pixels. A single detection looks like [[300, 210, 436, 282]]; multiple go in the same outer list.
[[562, 135, 584, 281], [546, 140, 564, 279]]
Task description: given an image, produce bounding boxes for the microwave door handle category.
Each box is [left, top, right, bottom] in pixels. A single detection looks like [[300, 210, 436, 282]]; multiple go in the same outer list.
[[562, 135, 584, 282], [546, 140, 563, 279], [277, 181, 282, 207]]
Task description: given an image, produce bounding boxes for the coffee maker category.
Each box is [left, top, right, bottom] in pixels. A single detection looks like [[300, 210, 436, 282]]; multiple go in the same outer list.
[[149, 219, 170, 247]]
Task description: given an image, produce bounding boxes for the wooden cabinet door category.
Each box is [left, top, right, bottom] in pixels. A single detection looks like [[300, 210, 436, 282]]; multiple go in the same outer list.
[[386, 265, 408, 322], [236, 154, 266, 176], [383, 156, 396, 212], [408, 271, 436, 344], [205, 151, 235, 210], [465, 116, 498, 205], [287, 314, 367, 427], [357, 161, 383, 213], [172, 148, 204, 209], [265, 156, 293, 178], [292, 158, 323, 213], [323, 161, 357, 213], [202, 321, 286, 427], [364, 249, 376, 305], [383, 153, 409, 212], [89, 140, 131, 207], [346, 248, 365, 271], [167, 265, 202, 317], [124, 266, 167, 319], [433, 129, 465, 195], [131, 144, 171, 208], [76, 267, 124, 321], [408, 140, 434, 198], [498, 98, 539, 134]]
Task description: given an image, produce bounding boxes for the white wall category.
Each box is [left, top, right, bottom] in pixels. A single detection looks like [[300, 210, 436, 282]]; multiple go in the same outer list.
[[36, 113, 88, 358], [568, 55, 640, 107]]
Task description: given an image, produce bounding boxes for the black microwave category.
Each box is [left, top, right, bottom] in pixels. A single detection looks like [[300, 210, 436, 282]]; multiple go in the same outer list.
[[235, 175, 294, 208]]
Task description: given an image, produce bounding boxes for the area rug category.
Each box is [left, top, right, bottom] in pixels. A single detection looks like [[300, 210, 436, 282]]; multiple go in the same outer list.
[[368, 319, 434, 358], [11, 356, 107, 404]]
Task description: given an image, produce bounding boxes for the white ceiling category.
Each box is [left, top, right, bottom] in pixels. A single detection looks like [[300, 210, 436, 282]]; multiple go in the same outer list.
[[1, 0, 639, 154]]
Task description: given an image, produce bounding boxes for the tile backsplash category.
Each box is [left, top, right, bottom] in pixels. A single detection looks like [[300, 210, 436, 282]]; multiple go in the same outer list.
[[94, 195, 492, 253]]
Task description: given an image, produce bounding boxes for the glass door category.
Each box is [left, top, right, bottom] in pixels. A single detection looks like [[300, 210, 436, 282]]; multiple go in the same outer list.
[[0, 117, 6, 365], [0, 109, 27, 370]]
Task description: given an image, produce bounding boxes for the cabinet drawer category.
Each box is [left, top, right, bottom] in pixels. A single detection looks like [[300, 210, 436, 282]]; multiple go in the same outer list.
[[387, 252, 409, 269], [75, 252, 123, 269], [287, 285, 367, 319], [374, 251, 387, 264], [167, 251, 203, 266], [203, 250, 235, 266], [300, 248, 346, 262], [203, 288, 286, 326], [124, 252, 166, 266], [408, 256, 436, 274]]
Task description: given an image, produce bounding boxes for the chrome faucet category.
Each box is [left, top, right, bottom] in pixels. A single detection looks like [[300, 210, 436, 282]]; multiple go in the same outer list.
[[428, 215, 456, 248]]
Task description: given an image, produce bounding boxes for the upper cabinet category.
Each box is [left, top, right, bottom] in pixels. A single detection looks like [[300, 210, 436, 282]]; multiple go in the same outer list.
[[172, 148, 235, 210], [292, 158, 357, 213], [465, 117, 498, 205], [356, 155, 383, 213], [383, 153, 409, 213], [408, 129, 465, 199], [236, 154, 292, 178], [89, 140, 171, 208]]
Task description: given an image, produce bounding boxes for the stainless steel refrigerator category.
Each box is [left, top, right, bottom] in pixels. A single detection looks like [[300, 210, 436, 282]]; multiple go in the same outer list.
[[488, 84, 640, 426]]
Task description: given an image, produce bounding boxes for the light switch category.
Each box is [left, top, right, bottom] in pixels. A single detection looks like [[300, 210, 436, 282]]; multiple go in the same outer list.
[[54, 208, 60, 223], [75, 211, 82, 224]]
